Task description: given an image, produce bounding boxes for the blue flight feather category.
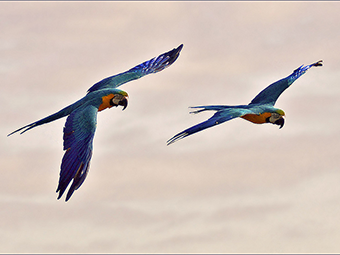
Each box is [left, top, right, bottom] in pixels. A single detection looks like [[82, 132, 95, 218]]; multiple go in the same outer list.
[[87, 44, 183, 93], [249, 60, 323, 106]]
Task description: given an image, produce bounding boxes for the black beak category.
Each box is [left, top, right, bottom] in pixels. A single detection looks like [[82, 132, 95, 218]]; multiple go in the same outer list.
[[274, 117, 285, 129], [119, 97, 128, 111]]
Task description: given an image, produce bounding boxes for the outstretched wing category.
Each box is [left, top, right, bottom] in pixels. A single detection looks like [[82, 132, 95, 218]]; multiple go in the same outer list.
[[249, 60, 322, 106], [87, 44, 183, 93], [56, 104, 98, 201], [167, 106, 252, 145]]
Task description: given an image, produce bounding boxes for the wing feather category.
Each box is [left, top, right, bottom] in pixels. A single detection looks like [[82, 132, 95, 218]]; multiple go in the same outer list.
[[56, 105, 98, 201], [249, 60, 322, 106], [87, 44, 183, 93]]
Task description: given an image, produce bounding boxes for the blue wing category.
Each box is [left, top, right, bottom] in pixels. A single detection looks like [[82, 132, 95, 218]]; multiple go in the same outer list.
[[87, 44, 183, 93], [249, 60, 322, 106], [56, 105, 98, 201], [167, 106, 252, 145]]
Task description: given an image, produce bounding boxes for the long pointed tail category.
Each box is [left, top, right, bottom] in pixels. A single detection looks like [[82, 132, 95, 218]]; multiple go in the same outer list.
[[7, 99, 83, 136], [7, 123, 38, 136], [167, 118, 218, 146], [189, 105, 237, 114], [7, 110, 69, 136], [167, 111, 238, 146], [167, 105, 253, 145]]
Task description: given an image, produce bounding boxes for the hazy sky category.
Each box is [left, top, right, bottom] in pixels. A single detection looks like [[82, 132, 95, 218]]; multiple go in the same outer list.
[[1, 2, 340, 253]]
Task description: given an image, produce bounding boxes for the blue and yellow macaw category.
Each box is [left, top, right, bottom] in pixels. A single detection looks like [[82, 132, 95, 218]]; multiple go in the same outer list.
[[167, 60, 322, 145], [8, 44, 183, 201]]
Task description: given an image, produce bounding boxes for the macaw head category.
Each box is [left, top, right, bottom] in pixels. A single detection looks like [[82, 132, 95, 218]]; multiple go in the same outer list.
[[267, 109, 285, 129], [111, 91, 128, 110]]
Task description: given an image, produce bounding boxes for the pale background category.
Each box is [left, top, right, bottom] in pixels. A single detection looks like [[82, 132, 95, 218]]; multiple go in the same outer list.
[[1, 2, 340, 253]]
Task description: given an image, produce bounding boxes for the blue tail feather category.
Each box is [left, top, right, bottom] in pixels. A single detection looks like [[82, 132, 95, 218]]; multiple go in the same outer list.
[[167, 113, 236, 145]]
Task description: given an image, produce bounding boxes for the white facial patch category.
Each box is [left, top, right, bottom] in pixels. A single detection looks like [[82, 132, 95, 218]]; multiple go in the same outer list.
[[269, 112, 281, 123], [111, 94, 125, 105]]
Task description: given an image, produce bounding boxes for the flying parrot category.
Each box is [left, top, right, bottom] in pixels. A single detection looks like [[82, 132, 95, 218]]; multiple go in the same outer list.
[[8, 44, 183, 201], [167, 60, 322, 145]]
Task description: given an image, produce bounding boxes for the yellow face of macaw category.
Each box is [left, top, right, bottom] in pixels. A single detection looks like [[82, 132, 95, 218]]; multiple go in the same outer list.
[[98, 91, 129, 112]]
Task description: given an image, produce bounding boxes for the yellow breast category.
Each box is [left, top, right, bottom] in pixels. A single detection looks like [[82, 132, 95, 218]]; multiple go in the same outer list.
[[98, 94, 115, 111], [241, 112, 272, 124]]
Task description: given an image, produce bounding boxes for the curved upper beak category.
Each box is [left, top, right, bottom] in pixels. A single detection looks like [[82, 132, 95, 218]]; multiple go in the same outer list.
[[275, 117, 285, 129], [119, 97, 128, 110]]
